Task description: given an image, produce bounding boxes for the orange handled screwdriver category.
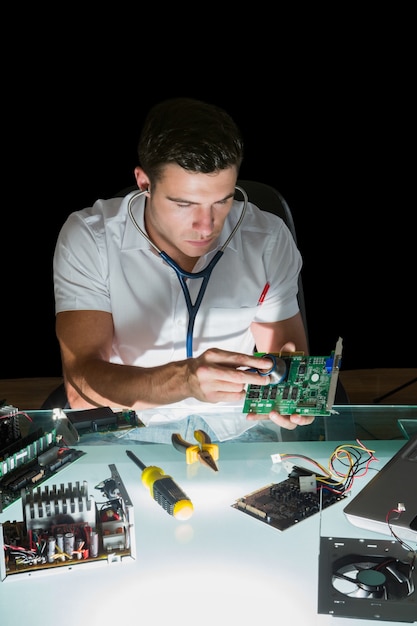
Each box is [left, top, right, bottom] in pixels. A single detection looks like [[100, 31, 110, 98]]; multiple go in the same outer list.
[[126, 450, 194, 520]]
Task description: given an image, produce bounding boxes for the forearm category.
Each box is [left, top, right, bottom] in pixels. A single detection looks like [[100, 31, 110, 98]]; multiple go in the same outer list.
[[64, 359, 193, 410]]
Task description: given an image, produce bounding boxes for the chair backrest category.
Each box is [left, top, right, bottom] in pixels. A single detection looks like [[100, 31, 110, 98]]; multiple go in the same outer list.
[[236, 180, 309, 349], [115, 179, 309, 347]]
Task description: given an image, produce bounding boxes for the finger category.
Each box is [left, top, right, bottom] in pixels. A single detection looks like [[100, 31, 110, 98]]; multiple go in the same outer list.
[[267, 411, 300, 429], [279, 341, 297, 353], [246, 411, 315, 430], [289, 413, 315, 426], [246, 412, 267, 421], [246, 411, 298, 430], [203, 389, 248, 403], [203, 348, 278, 372], [270, 411, 315, 428], [198, 363, 273, 387]]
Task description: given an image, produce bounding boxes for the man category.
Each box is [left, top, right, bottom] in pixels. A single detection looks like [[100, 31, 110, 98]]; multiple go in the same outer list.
[[53, 97, 312, 438]]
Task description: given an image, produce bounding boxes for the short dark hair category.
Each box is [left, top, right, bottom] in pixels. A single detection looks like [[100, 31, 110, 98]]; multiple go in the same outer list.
[[138, 98, 244, 184]]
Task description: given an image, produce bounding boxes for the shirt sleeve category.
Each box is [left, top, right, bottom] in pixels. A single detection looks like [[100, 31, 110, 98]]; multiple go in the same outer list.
[[53, 209, 112, 314]]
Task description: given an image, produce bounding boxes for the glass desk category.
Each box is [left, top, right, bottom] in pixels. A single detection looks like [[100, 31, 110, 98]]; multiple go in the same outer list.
[[1, 405, 416, 625], [9, 404, 417, 445]]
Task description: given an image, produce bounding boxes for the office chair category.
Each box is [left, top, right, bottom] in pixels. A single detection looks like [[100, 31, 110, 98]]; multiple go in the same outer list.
[[42, 180, 348, 408], [236, 180, 309, 347]]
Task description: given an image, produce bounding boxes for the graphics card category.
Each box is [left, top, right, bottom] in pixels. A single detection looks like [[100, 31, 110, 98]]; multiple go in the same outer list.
[[243, 337, 343, 416]]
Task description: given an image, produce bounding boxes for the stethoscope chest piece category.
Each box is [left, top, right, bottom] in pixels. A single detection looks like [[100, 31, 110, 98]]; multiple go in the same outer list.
[[254, 354, 287, 385]]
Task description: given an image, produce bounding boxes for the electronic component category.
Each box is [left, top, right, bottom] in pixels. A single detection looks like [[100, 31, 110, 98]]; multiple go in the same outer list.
[[318, 536, 416, 622], [1, 405, 86, 512], [0, 430, 85, 512], [243, 337, 343, 416], [66, 406, 141, 434], [232, 465, 346, 531], [0, 404, 21, 452], [126, 450, 194, 520], [0, 464, 135, 580]]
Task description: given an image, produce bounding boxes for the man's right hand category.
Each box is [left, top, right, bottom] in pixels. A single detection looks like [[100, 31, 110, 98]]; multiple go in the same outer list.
[[187, 348, 276, 404]]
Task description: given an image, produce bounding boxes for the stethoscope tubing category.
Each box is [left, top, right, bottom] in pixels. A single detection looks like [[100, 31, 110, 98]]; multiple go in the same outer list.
[[128, 186, 248, 357]]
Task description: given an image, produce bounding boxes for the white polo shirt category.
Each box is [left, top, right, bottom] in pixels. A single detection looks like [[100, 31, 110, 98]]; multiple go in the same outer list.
[[53, 190, 302, 367]]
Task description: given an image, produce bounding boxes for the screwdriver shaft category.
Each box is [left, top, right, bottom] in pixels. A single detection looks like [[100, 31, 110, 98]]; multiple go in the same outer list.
[[126, 449, 146, 471]]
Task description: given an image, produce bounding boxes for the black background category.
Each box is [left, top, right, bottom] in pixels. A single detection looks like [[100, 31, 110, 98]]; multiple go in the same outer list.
[[2, 18, 415, 380]]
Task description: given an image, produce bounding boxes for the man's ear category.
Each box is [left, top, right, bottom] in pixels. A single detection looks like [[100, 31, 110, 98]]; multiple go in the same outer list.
[[134, 166, 150, 192]]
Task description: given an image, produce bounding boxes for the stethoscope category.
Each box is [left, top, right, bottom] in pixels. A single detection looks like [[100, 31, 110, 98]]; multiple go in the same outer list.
[[127, 185, 280, 381]]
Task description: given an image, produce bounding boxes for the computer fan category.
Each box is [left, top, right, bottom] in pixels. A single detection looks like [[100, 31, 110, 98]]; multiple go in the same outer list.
[[318, 536, 417, 622]]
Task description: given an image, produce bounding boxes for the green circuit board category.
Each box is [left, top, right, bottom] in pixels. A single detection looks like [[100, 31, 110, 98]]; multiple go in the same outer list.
[[243, 338, 343, 416]]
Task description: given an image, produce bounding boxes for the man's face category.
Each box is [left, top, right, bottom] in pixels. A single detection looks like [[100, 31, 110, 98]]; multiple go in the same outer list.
[[144, 163, 238, 267]]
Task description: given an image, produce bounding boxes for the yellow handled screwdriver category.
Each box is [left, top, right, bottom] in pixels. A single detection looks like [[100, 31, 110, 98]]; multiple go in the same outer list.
[[126, 450, 194, 520]]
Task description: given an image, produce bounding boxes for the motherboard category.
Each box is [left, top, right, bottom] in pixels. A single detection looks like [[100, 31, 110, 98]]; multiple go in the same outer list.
[[0, 406, 83, 512], [232, 465, 346, 531]]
